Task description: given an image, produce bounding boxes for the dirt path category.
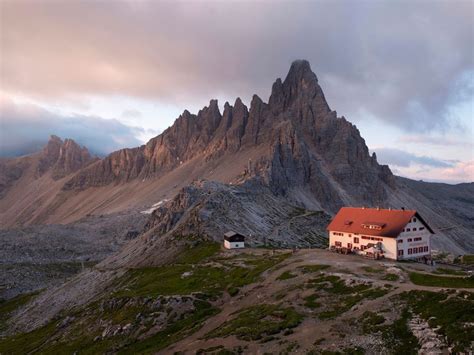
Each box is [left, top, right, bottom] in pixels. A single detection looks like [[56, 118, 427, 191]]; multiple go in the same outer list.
[[160, 249, 472, 354]]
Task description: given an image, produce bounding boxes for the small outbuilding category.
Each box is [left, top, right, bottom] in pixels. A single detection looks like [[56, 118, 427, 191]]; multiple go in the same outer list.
[[224, 231, 246, 249]]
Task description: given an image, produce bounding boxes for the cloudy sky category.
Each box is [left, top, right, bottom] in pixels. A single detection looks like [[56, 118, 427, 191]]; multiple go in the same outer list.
[[0, 0, 473, 183]]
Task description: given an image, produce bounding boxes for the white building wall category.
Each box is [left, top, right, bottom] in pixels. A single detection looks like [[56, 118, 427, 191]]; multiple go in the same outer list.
[[328, 231, 398, 260], [396, 217, 431, 259], [329, 217, 432, 261], [224, 240, 245, 249]]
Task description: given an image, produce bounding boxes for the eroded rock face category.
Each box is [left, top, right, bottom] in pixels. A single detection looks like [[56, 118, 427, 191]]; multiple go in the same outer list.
[[63, 60, 394, 212], [37, 135, 94, 179], [141, 179, 331, 250]]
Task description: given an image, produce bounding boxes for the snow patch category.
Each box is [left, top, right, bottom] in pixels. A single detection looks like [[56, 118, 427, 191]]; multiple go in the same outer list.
[[140, 199, 170, 214]]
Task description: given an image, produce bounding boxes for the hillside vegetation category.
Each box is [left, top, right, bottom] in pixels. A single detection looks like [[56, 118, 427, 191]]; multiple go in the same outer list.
[[1, 244, 473, 354]]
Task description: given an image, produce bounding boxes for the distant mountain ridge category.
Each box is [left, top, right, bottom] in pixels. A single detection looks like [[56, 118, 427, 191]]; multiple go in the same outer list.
[[62, 60, 393, 212], [0, 60, 472, 255], [0, 135, 94, 198]]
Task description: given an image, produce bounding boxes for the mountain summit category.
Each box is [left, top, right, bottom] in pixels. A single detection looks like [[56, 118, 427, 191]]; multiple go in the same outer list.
[[1, 61, 472, 256], [38, 135, 94, 179], [63, 60, 393, 212]]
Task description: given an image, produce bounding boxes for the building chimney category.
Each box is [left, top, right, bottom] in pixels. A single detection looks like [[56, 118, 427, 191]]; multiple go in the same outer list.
[[401, 207, 405, 210]]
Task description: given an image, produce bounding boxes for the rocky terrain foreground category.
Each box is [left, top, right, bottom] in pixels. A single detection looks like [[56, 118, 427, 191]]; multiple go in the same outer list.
[[1, 244, 473, 354]]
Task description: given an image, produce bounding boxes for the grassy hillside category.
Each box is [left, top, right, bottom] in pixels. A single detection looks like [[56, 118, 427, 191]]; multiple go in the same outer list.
[[1, 246, 473, 354]]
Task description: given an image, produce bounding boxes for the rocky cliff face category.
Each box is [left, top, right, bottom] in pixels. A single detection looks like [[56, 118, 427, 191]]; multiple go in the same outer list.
[[63, 60, 394, 213], [37, 135, 94, 179], [0, 136, 93, 198]]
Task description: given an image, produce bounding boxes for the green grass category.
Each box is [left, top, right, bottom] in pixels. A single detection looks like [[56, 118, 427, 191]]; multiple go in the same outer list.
[[361, 266, 384, 273], [304, 294, 321, 309], [288, 206, 307, 218], [306, 275, 389, 319], [196, 345, 243, 355], [3, 242, 286, 354], [1, 300, 218, 355], [308, 347, 365, 355], [298, 264, 330, 273], [400, 290, 474, 352], [0, 291, 39, 332], [118, 300, 218, 354], [461, 254, 474, 265], [206, 304, 303, 341], [382, 273, 399, 281], [277, 271, 297, 281], [359, 311, 385, 333], [432, 267, 467, 276], [409, 272, 474, 288], [381, 308, 419, 355], [116, 252, 289, 298], [0, 243, 292, 355], [0, 319, 59, 354], [174, 242, 221, 264]]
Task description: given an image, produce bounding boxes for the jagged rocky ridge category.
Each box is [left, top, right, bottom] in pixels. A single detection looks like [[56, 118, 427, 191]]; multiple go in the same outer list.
[[63, 60, 394, 213], [37, 135, 94, 179], [0, 135, 94, 198]]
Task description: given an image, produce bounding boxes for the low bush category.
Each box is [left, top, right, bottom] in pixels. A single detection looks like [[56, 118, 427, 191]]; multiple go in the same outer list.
[[206, 304, 303, 341], [409, 272, 474, 288]]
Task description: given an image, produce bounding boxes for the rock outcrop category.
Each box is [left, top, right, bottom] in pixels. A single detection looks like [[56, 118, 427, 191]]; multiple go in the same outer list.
[[37, 135, 94, 179], [63, 60, 394, 213]]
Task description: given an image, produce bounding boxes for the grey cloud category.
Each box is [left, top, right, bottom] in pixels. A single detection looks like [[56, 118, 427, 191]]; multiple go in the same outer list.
[[374, 148, 455, 168], [399, 134, 473, 147], [1, 0, 472, 132], [0, 99, 144, 157]]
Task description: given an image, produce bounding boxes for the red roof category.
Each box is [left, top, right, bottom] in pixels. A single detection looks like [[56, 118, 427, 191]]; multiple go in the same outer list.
[[326, 207, 434, 238]]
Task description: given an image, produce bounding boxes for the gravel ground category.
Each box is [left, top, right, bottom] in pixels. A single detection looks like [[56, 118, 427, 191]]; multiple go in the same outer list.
[[0, 210, 148, 299]]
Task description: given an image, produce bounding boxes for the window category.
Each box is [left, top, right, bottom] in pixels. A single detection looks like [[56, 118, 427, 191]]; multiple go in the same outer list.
[[354, 237, 359, 244], [414, 237, 422, 241], [333, 232, 344, 236], [420, 227, 425, 231], [413, 228, 417, 231], [398, 250, 404, 256], [398, 239, 403, 244], [335, 241, 342, 247], [362, 223, 384, 230], [408, 248, 412, 255], [424, 246, 429, 252], [413, 247, 418, 253], [361, 236, 383, 241], [408, 238, 412, 242], [406, 228, 411, 232], [413, 217, 417, 222], [402, 228, 405, 232]]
